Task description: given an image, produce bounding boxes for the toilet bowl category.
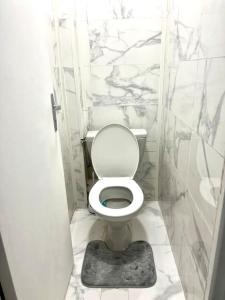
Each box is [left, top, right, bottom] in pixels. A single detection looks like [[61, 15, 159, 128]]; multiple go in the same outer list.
[[88, 124, 144, 250]]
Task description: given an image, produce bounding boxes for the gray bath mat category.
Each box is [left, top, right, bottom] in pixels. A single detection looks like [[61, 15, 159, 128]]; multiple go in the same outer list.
[[81, 240, 157, 288]]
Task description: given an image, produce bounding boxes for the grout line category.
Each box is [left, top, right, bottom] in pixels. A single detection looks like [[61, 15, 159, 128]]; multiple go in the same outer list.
[[168, 107, 225, 159], [78, 16, 166, 22], [155, 13, 169, 201]]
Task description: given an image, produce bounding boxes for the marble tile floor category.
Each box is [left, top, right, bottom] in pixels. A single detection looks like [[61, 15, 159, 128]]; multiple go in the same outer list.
[[65, 201, 186, 300]]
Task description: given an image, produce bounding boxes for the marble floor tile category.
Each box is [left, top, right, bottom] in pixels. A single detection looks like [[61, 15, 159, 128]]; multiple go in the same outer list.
[[129, 246, 185, 300], [65, 274, 101, 300], [65, 201, 185, 300], [101, 288, 129, 300], [131, 202, 171, 245]]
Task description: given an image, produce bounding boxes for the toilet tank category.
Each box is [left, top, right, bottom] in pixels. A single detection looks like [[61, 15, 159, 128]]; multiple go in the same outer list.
[[85, 128, 147, 161]]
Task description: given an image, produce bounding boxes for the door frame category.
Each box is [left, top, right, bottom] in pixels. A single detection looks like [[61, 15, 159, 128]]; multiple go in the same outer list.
[[0, 235, 17, 300]]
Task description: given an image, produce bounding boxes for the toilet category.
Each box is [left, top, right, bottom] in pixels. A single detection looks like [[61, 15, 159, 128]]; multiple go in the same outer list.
[[87, 124, 146, 250]]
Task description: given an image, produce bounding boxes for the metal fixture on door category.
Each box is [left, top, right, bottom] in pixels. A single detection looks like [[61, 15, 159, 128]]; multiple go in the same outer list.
[[51, 92, 61, 131]]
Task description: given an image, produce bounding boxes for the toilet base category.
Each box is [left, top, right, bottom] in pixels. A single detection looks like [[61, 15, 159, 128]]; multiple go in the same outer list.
[[105, 221, 132, 251]]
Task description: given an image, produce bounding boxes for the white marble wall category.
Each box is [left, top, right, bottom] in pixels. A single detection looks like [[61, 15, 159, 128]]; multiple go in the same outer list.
[[51, 2, 87, 215], [50, 0, 166, 205], [159, 0, 225, 298], [74, 0, 166, 201]]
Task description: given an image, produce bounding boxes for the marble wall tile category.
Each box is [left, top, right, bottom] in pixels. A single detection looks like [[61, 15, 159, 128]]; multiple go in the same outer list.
[[145, 141, 157, 152], [56, 1, 162, 207], [88, 19, 161, 65], [202, 0, 225, 14], [163, 110, 192, 179], [75, 20, 91, 66], [58, 17, 74, 67], [86, 65, 159, 106], [53, 68, 78, 217], [168, 0, 203, 67], [87, 104, 158, 142], [51, 17, 78, 218], [62, 63, 87, 209], [198, 13, 225, 59], [159, 170, 209, 298], [187, 134, 224, 233], [170, 0, 204, 23], [194, 58, 225, 157], [170, 1, 225, 62], [159, 134, 225, 296], [87, 105, 126, 128], [74, 0, 87, 21], [138, 178, 157, 201], [86, 0, 165, 20], [159, 158, 188, 236], [160, 132, 224, 292], [173, 117, 192, 176], [160, 96, 219, 298], [51, 13, 88, 211], [159, 185, 209, 298], [137, 151, 157, 178], [65, 81, 87, 207], [186, 191, 212, 279], [166, 60, 198, 126], [169, 191, 210, 289], [135, 152, 157, 201], [160, 1, 225, 299], [174, 245, 205, 300], [57, 0, 76, 17], [167, 18, 201, 66]]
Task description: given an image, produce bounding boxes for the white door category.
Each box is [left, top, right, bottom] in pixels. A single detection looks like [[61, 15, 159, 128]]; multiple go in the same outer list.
[[0, 1, 73, 299]]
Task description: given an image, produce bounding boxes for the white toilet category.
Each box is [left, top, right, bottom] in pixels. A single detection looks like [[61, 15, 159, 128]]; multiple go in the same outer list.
[[87, 124, 146, 250]]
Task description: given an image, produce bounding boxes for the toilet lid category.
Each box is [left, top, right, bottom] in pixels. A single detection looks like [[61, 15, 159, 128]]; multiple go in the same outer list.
[[91, 124, 139, 178]]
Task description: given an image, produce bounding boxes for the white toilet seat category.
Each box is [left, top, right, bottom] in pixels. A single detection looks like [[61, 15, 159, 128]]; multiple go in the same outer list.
[[89, 177, 144, 221]]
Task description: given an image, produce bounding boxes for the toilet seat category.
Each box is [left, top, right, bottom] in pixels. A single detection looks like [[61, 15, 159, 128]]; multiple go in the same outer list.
[[89, 177, 144, 220], [89, 124, 144, 221]]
